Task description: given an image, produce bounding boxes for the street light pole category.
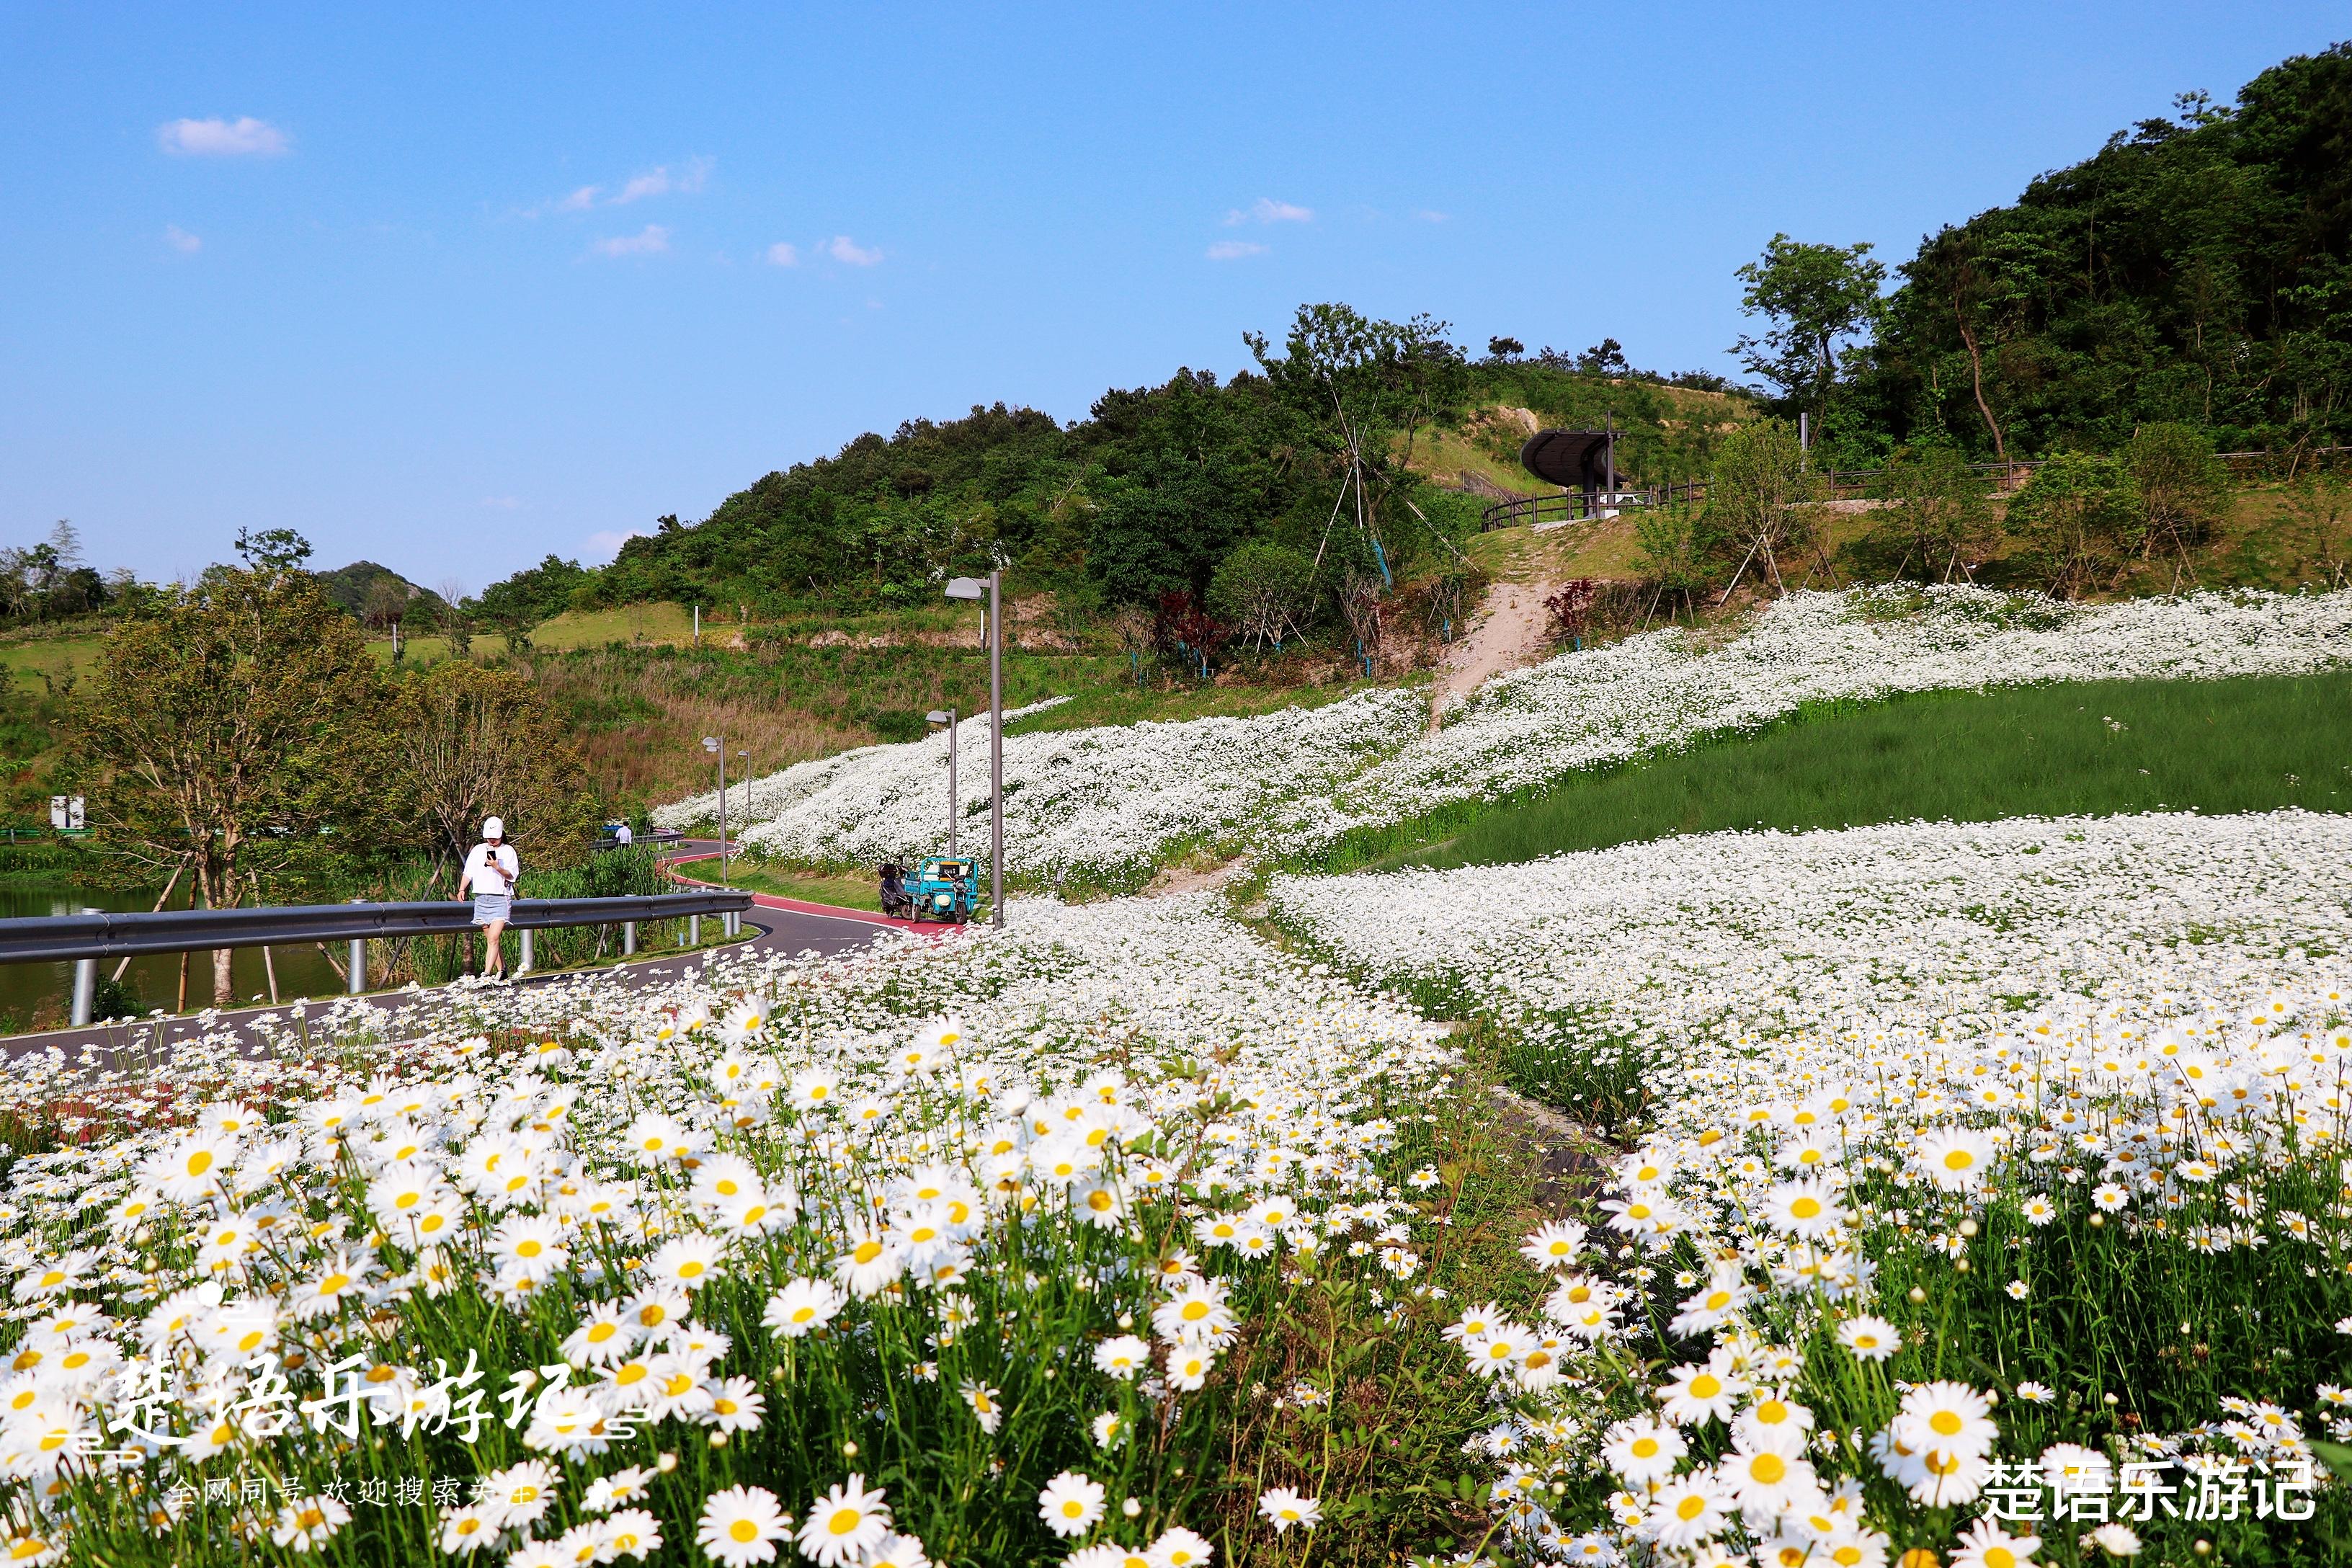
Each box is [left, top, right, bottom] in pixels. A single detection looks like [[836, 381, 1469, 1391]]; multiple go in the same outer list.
[[988, 569, 1002, 928], [944, 573, 1006, 928], [702, 734, 729, 888]]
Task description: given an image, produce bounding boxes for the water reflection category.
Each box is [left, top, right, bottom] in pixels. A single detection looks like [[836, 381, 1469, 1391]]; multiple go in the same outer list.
[[0, 879, 344, 1033]]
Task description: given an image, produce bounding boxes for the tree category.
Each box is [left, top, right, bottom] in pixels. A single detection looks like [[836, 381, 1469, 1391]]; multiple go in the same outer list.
[[1110, 602, 1155, 687], [1868, 443, 1996, 582], [2005, 452, 2140, 597], [1577, 339, 1630, 375], [1088, 449, 1258, 605], [1422, 564, 1474, 643], [1207, 540, 1315, 651], [1152, 591, 1224, 680], [43, 521, 83, 580], [363, 578, 410, 631], [1732, 235, 1887, 424], [473, 554, 591, 650], [1486, 336, 1525, 360], [437, 579, 476, 658], [1706, 420, 1820, 597], [235, 526, 314, 574], [74, 569, 387, 1004], [387, 662, 592, 881], [1930, 228, 2013, 463], [1333, 568, 1385, 674], [1631, 502, 1717, 625], [2278, 471, 2351, 587], [1544, 579, 1598, 646], [2123, 422, 2232, 579], [1247, 303, 1470, 581]]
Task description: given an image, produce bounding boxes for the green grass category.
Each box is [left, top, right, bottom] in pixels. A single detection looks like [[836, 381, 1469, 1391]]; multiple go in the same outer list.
[[0, 634, 104, 684], [724, 860, 888, 912], [532, 601, 703, 648], [1378, 670, 2352, 870]]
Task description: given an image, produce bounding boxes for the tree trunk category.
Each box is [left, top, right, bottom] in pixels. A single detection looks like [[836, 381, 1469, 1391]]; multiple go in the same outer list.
[[1954, 300, 2007, 463], [196, 860, 236, 1007]]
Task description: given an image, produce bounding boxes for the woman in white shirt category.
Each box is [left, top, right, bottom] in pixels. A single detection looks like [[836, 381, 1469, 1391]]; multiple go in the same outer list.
[[455, 816, 520, 979]]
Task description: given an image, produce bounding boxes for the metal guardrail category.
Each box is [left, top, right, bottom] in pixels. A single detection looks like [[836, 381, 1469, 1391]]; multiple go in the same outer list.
[[0, 892, 752, 965], [591, 828, 685, 849], [0, 891, 754, 1025]]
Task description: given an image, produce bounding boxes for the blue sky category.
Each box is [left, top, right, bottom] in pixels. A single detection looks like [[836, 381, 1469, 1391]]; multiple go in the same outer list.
[[4, 3, 2346, 594]]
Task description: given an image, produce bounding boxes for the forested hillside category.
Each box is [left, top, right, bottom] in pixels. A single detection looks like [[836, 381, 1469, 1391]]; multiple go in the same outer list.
[[1841, 41, 2351, 460], [502, 313, 1749, 623]]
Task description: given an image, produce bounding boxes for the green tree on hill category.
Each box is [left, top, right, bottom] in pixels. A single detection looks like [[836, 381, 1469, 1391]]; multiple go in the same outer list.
[[1245, 303, 1471, 594], [2123, 422, 2232, 579], [1861, 443, 1996, 584], [73, 568, 389, 1005], [1208, 540, 1316, 651], [2006, 452, 2144, 597], [1732, 235, 1886, 431], [1706, 420, 1822, 596], [473, 553, 591, 651], [1858, 43, 2352, 455]]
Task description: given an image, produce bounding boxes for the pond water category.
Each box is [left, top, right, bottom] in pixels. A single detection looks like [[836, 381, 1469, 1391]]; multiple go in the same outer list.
[[0, 878, 347, 1033]]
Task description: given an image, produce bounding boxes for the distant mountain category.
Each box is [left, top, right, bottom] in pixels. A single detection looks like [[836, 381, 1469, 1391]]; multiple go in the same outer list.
[[312, 561, 450, 625]]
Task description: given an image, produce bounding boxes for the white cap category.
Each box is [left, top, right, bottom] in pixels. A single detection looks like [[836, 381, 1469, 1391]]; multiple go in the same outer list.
[[482, 817, 504, 839]]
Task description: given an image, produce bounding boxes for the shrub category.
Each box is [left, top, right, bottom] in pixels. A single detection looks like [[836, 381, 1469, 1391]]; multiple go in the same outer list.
[[1207, 540, 1316, 651]]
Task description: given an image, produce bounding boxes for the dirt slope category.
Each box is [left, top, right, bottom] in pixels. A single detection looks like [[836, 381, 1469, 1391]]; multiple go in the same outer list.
[[1427, 576, 1559, 729]]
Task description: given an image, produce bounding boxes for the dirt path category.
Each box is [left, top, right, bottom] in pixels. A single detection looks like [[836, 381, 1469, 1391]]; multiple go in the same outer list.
[[1426, 576, 1556, 729], [1140, 858, 1245, 898]]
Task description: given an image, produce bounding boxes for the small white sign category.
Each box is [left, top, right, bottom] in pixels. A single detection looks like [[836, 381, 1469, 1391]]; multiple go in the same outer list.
[[49, 796, 84, 832]]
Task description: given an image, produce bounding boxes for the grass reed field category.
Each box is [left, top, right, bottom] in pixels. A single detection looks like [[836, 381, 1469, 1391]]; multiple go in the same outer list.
[[1379, 672, 2352, 871]]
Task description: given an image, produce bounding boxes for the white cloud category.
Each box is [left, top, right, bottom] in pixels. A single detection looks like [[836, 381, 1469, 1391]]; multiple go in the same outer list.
[[612, 156, 713, 205], [590, 224, 670, 257], [1225, 197, 1313, 226], [1206, 239, 1266, 261], [586, 528, 648, 561], [157, 116, 289, 156], [824, 235, 882, 266], [162, 225, 202, 254], [529, 157, 712, 216], [1412, 208, 1450, 223], [765, 241, 799, 266]]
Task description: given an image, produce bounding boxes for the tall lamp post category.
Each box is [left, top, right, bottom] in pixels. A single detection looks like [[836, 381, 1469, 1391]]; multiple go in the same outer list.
[[925, 708, 958, 854], [700, 734, 730, 888], [943, 571, 1002, 927]]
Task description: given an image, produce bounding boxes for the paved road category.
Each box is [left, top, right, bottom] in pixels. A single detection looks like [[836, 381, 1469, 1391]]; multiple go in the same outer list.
[[1, 844, 898, 1065]]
